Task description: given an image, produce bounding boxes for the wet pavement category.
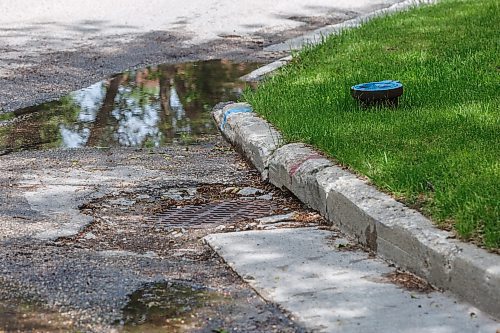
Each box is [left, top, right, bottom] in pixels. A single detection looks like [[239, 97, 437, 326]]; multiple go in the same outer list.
[[0, 0, 402, 113], [0, 1, 409, 331], [0, 60, 259, 154]]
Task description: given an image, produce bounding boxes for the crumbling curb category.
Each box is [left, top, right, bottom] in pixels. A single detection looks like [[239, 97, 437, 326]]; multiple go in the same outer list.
[[212, 102, 500, 320]]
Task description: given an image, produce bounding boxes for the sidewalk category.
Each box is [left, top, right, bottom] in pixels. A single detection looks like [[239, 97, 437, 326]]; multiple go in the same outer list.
[[205, 228, 499, 332]]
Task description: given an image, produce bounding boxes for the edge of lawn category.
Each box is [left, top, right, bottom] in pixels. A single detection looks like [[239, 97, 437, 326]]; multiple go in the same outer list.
[[212, 99, 500, 320]]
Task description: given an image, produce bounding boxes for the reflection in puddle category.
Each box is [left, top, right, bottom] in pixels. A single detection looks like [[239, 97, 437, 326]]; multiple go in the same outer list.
[[119, 281, 225, 333], [0, 297, 74, 332], [0, 60, 260, 153]]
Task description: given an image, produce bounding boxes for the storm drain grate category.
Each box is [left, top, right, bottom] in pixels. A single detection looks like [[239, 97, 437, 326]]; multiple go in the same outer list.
[[144, 200, 277, 228]]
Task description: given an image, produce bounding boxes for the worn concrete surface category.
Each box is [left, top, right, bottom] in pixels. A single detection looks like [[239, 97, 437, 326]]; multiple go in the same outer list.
[[0, 0, 403, 112], [205, 228, 499, 333]]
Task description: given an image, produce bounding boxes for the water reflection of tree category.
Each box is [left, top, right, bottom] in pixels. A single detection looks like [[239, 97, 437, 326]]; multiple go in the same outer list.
[[113, 70, 162, 147], [86, 76, 122, 147], [0, 60, 258, 152], [1, 97, 82, 151], [158, 65, 176, 142], [84, 70, 163, 148], [166, 60, 255, 138], [59, 82, 106, 148]]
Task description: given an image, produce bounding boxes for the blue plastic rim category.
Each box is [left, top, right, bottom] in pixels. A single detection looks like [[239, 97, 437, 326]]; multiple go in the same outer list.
[[351, 80, 402, 92]]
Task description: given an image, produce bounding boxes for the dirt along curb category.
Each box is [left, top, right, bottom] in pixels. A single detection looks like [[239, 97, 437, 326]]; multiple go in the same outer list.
[[212, 102, 500, 320]]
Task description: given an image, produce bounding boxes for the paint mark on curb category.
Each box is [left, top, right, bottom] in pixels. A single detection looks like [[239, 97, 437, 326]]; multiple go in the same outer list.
[[289, 154, 324, 176], [220, 106, 253, 130]]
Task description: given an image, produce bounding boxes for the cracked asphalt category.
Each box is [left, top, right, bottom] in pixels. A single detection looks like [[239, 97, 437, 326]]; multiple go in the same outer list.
[[0, 138, 326, 332]]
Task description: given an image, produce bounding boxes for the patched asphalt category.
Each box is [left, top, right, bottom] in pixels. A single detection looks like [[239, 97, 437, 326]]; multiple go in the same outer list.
[[0, 139, 323, 332]]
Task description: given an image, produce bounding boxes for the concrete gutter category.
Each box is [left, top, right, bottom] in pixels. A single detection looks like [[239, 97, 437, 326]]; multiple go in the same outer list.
[[212, 102, 500, 319]]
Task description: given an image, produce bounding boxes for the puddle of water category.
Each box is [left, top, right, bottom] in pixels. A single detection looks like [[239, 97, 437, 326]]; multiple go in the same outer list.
[[118, 281, 226, 333], [0, 298, 74, 332], [0, 60, 260, 153], [0, 303, 72, 333]]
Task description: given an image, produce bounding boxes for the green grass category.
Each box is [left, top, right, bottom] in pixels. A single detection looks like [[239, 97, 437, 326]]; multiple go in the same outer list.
[[245, 0, 500, 249]]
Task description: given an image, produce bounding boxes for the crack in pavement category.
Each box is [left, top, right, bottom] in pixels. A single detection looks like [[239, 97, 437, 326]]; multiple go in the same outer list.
[[0, 141, 322, 332]]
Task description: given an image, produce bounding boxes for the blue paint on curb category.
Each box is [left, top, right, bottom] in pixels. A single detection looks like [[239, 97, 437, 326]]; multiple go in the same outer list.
[[220, 106, 253, 130]]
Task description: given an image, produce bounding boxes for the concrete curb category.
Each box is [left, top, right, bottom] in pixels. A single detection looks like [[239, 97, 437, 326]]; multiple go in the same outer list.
[[212, 102, 500, 319], [240, 56, 292, 82], [239, 1, 439, 83], [240, 1, 439, 83], [264, 0, 438, 52]]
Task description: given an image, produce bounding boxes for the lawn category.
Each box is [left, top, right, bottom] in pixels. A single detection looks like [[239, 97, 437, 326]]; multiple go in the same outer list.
[[244, 0, 499, 249]]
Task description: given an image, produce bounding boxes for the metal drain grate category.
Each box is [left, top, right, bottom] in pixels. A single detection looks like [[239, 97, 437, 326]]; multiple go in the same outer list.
[[145, 200, 276, 228]]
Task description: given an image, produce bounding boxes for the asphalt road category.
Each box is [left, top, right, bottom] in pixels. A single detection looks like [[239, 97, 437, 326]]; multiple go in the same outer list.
[[0, 0, 402, 112], [0, 1, 408, 332], [0, 140, 320, 332]]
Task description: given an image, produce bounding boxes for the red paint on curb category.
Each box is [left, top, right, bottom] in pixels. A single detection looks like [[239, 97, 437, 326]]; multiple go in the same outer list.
[[289, 154, 323, 176]]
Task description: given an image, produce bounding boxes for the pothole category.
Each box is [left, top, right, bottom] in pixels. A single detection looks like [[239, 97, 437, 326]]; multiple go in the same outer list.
[[69, 182, 324, 258]]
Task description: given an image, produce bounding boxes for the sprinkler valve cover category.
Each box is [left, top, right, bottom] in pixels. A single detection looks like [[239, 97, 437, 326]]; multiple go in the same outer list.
[[351, 80, 403, 106]]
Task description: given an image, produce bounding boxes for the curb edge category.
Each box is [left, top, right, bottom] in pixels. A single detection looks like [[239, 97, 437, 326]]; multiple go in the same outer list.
[[264, 0, 439, 52]]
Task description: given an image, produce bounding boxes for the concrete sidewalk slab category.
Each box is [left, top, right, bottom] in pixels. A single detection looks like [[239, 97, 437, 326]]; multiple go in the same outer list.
[[205, 228, 499, 333]]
